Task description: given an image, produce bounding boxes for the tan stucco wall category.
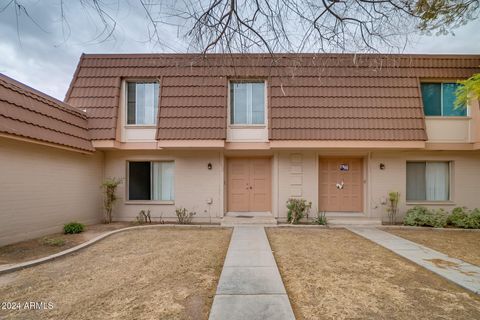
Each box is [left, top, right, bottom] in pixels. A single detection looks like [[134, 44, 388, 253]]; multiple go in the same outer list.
[[369, 150, 480, 222], [273, 150, 480, 222], [104, 150, 224, 223], [276, 151, 318, 220], [0, 138, 104, 245]]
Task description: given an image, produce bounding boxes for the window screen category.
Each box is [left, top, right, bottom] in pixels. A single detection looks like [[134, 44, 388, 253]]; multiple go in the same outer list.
[[128, 162, 151, 200], [128, 161, 175, 201], [126, 82, 159, 125], [230, 82, 265, 124], [406, 162, 450, 201]]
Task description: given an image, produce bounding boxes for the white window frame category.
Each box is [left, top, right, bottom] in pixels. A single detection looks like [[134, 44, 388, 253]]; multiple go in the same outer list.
[[125, 80, 160, 127], [228, 80, 267, 127], [126, 160, 175, 204]]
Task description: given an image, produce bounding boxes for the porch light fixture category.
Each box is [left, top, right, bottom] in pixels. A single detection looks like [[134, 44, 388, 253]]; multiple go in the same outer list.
[[379, 163, 385, 170], [207, 163, 213, 170]]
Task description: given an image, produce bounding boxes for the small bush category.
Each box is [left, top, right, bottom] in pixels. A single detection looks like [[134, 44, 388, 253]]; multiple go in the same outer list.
[[313, 212, 327, 225], [404, 206, 432, 226], [176, 208, 196, 224], [404, 206, 480, 229], [450, 208, 480, 229], [42, 238, 65, 247], [431, 209, 448, 228], [448, 207, 468, 226], [286, 198, 312, 224], [136, 209, 152, 224], [64, 222, 85, 234]]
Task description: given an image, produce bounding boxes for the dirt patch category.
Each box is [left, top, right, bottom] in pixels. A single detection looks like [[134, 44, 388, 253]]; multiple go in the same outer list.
[[0, 227, 231, 320], [0, 222, 136, 265], [267, 228, 480, 320], [384, 228, 480, 266]]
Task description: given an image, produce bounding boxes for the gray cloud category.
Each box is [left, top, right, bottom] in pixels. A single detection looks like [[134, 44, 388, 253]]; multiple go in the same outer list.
[[0, 2, 478, 100]]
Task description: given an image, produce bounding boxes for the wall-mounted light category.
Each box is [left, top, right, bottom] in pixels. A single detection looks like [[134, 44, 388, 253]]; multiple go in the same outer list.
[[379, 163, 385, 170], [207, 163, 213, 170]]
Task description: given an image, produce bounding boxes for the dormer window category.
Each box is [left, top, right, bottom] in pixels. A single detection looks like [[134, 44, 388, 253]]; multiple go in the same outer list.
[[420, 83, 466, 117], [230, 81, 265, 125], [126, 82, 159, 125]]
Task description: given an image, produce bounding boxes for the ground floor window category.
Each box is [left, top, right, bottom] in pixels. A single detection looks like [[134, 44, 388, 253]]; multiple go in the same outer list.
[[406, 161, 450, 201], [128, 161, 174, 201]]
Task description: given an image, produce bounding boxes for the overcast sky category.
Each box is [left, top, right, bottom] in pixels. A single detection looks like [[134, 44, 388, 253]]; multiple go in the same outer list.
[[0, 1, 479, 101]]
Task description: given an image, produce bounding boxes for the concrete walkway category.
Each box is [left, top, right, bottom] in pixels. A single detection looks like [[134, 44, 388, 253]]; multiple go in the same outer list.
[[209, 226, 295, 320], [348, 227, 480, 294]]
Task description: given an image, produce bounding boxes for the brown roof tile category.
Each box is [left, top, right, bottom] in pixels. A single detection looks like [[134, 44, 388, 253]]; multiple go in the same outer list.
[[65, 53, 480, 141], [0, 73, 94, 152]]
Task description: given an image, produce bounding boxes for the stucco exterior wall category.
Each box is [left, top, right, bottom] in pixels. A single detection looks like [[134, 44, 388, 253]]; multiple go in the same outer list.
[[369, 150, 480, 222], [104, 150, 224, 223], [276, 151, 318, 220], [0, 137, 104, 246]]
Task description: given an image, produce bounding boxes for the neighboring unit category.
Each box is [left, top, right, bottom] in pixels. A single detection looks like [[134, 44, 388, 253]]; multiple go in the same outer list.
[[1, 54, 480, 243]]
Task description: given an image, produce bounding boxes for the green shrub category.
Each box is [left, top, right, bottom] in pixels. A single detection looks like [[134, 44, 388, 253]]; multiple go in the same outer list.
[[450, 208, 480, 229], [431, 209, 448, 228], [448, 207, 468, 226], [286, 198, 312, 224], [42, 237, 65, 246], [404, 206, 480, 229], [64, 222, 85, 234], [404, 206, 432, 226], [313, 212, 327, 225]]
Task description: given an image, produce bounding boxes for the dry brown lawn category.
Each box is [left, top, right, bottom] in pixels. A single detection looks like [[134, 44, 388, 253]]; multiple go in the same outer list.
[[267, 228, 480, 320], [384, 228, 480, 266], [0, 227, 231, 320], [0, 222, 134, 265]]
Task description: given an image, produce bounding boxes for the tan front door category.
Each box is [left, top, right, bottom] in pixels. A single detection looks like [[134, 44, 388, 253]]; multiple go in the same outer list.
[[319, 158, 363, 212], [228, 158, 271, 212]]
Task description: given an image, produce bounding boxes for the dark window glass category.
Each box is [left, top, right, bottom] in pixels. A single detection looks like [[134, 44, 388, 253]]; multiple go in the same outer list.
[[421, 83, 441, 116], [406, 162, 426, 201], [442, 83, 467, 116], [128, 162, 151, 200], [127, 83, 136, 124]]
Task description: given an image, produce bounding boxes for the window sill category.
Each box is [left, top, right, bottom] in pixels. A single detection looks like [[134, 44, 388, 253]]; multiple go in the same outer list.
[[406, 201, 455, 206], [125, 201, 175, 205], [425, 116, 471, 120], [125, 125, 157, 129], [229, 125, 266, 129]]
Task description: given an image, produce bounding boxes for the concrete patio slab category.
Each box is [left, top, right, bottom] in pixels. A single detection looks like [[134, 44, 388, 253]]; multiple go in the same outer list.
[[348, 227, 480, 294], [209, 226, 295, 320], [209, 295, 294, 320]]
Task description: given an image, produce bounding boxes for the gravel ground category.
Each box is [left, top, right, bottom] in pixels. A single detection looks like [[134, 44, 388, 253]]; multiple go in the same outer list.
[[0, 227, 231, 320], [267, 228, 480, 320], [383, 228, 480, 266]]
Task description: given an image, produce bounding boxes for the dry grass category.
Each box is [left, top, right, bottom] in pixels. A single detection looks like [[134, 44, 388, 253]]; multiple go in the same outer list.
[[0, 227, 231, 320], [0, 222, 134, 265], [267, 228, 480, 320], [384, 228, 480, 266]]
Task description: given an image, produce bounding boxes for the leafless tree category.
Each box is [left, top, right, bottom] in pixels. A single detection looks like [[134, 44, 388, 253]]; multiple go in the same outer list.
[[1, 0, 479, 53]]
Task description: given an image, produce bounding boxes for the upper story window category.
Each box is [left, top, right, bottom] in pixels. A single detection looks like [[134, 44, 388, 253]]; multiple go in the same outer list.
[[230, 81, 265, 125], [420, 83, 466, 117], [127, 82, 159, 125]]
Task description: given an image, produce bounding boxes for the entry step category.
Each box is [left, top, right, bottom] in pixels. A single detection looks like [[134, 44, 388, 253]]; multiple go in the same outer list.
[[221, 213, 277, 226], [325, 212, 382, 226]]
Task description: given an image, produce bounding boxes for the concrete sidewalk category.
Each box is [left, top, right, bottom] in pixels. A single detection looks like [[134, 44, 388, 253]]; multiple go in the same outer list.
[[348, 227, 480, 294], [209, 226, 295, 320]]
